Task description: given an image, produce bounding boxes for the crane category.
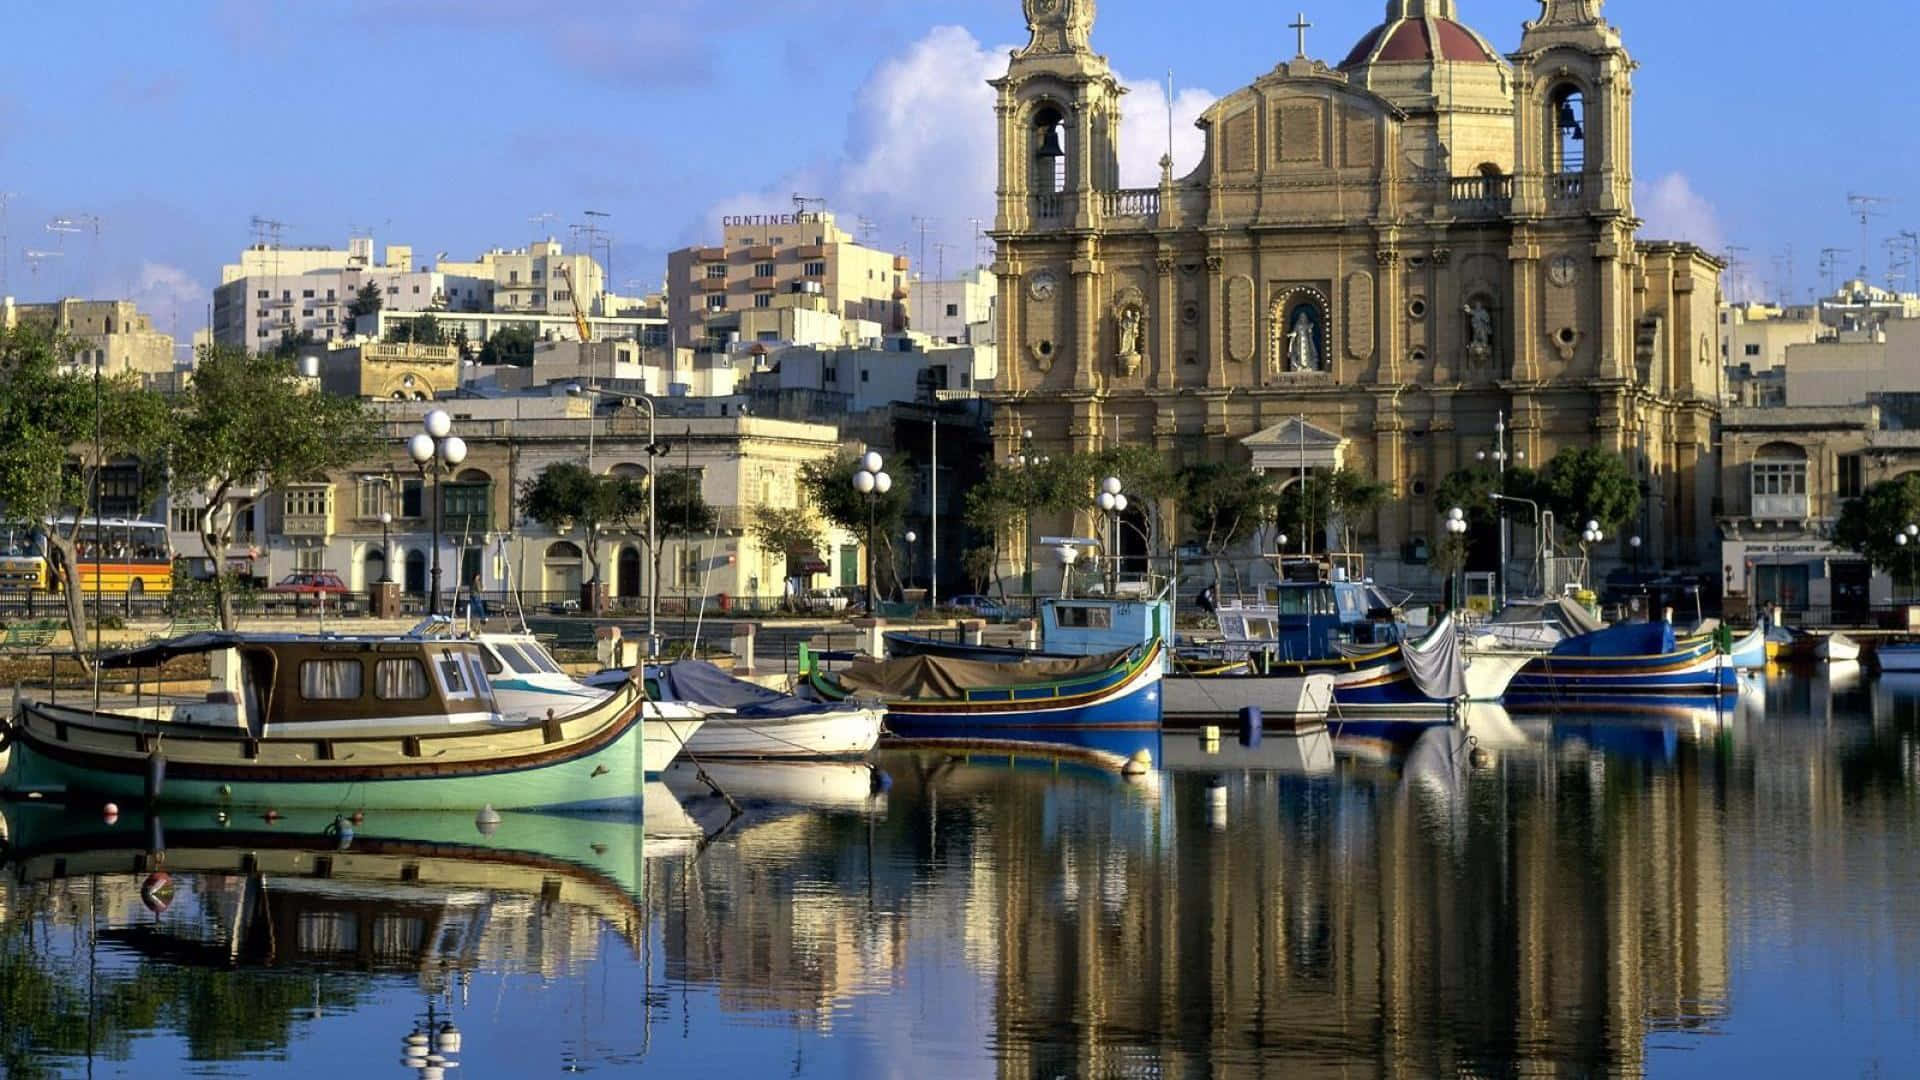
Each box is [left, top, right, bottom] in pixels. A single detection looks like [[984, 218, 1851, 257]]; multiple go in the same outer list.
[[557, 264, 592, 343]]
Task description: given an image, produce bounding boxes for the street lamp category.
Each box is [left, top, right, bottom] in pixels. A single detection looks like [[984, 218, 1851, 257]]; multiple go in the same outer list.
[[1010, 429, 1050, 596], [1095, 476, 1127, 592], [407, 409, 467, 615], [1474, 411, 1525, 611], [1446, 506, 1469, 610], [853, 451, 891, 612], [904, 529, 918, 597], [378, 511, 393, 584]]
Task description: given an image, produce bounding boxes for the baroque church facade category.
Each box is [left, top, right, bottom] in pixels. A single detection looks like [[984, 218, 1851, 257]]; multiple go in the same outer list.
[[986, 0, 1722, 587]]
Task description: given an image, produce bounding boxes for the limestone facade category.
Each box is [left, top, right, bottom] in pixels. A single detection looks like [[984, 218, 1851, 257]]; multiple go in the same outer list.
[[987, 0, 1722, 587]]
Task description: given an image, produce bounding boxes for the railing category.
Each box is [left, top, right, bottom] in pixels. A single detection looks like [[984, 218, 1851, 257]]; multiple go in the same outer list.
[[1549, 171, 1585, 202], [1751, 494, 1810, 520], [1449, 175, 1513, 216], [1101, 189, 1160, 218], [1032, 194, 1064, 222], [280, 514, 333, 538]]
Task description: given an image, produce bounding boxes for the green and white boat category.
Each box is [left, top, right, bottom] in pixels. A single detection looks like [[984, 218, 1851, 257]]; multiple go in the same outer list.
[[0, 631, 697, 812]]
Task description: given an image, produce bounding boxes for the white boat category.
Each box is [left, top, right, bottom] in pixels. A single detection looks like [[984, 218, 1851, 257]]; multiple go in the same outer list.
[[1161, 670, 1335, 726], [1816, 633, 1862, 663], [1876, 642, 1920, 672], [591, 660, 882, 760], [1460, 643, 1533, 703], [414, 622, 706, 777]]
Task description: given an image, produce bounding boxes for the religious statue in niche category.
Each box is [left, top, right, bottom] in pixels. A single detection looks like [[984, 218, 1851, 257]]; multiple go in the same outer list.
[[1285, 304, 1322, 372], [1464, 299, 1495, 362], [1110, 287, 1146, 377]]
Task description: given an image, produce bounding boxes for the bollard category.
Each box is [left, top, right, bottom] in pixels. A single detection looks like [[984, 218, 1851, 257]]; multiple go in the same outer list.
[[729, 622, 759, 675], [1239, 705, 1263, 748]]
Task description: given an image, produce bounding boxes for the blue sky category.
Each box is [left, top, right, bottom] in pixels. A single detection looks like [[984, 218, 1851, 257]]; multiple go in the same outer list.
[[1, 0, 1914, 338]]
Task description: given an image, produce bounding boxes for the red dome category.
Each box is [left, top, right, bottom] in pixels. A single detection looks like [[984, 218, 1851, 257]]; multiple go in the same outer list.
[[1340, 17, 1500, 68]]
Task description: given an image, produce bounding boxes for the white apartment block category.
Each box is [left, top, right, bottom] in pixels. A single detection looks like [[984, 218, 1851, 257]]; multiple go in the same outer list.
[[908, 268, 997, 346], [665, 210, 909, 348]]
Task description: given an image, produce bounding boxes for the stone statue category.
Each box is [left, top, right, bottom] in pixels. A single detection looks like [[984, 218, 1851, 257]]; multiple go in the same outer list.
[[1466, 301, 1494, 358], [1116, 306, 1141, 358], [1287, 308, 1319, 372]]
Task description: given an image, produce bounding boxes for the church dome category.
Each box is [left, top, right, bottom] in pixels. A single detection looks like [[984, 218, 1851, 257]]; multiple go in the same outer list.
[[1340, 1, 1501, 69]]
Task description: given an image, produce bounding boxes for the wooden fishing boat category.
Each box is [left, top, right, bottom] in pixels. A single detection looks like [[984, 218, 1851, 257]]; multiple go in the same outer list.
[[1875, 641, 1920, 672], [1815, 632, 1862, 663], [1505, 622, 1736, 709], [0, 632, 681, 812], [1724, 625, 1768, 670], [626, 661, 882, 760], [803, 640, 1164, 750]]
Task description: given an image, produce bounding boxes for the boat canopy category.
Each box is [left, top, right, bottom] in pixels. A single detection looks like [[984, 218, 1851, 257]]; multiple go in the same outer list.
[[1492, 597, 1603, 637], [835, 646, 1135, 700], [98, 631, 253, 669], [653, 660, 847, 719], [1550, 620, 1676, 657]]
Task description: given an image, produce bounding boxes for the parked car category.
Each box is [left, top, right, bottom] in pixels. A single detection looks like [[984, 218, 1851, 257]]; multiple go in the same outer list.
[[947, 594, 1008, 620], [266, 571, 350, 598]]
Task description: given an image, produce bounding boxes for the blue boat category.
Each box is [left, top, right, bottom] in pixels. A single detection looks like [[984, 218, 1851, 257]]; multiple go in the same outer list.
[[802, 640, 1164, 752], [1505, 621, 1735, 708], [1723, 623, 1767, 671]]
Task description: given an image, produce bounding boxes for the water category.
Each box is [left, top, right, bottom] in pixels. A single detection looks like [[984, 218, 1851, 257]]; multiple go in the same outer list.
[[4, 671, 1920, 1078]]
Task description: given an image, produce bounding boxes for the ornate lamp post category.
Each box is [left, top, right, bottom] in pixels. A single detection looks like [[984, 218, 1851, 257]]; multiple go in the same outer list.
[[1011, 428, 1050, 598], [1446, 506, 1469, 610], [1476, 411, 1526, 611], [852, 451, 891, 613], [904, 529, 918, 597], [407, 409, 467, 616], [1096, 476, 1127, 593], [378, 510, 393, 584], [1898, 523, 1919, 602]]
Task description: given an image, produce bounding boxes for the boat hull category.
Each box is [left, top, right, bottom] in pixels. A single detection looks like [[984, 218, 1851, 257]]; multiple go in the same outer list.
[[1161, 672, 1334, 726], [683, 707, 882, 760], [1816, 635, 1862, 662], [1877, 644, 1920, 672], [1726, 626, 1767, 670], [2, 684, 692, 813], [1262, 653, 1452, 715], [1506, 639, 1736, 707]]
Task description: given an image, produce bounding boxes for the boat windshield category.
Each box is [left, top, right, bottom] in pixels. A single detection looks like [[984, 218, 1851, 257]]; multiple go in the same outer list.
[[1273, 586, 1335, 617], [493, 643, 542, 675]]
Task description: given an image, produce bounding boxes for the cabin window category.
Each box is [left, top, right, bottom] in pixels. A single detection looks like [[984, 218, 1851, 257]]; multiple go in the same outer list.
[[436, 653, 471, 697], [495, 644, 541, 675], [1055, 605, 1112, 629], [1276, 588, 1336, 617], [375, 658, 430, 700], [479, 647, 504, 676], [523, 644, 564, 675], [300, 659, 363, 701]]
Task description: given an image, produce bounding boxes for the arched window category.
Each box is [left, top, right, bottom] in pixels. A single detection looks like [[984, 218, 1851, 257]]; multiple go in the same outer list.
[[1550, 85, 1585, 172], [1032, 104, 1068, 196]]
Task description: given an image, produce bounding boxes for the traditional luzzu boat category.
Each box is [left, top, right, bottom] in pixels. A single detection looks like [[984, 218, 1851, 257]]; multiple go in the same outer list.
[[801, 639, 1164, 759], [1504, 621, 1736, 710], [1723, 623, 1768, 670], [0, 632, 683, 812], [629, 660, 883, 760]]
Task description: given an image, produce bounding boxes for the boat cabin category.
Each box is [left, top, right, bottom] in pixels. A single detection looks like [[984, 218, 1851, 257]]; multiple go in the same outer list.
[[1215, 555, 1405, 661], [104, 634, 502, 738]]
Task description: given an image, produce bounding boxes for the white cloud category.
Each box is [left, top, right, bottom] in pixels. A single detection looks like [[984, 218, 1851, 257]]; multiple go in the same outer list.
[[697, 26, 1217, 266], [115, 262, 207, 343], [1638, 172, 1726, 255]]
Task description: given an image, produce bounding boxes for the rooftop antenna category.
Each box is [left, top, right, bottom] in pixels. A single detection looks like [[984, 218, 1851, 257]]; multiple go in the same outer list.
[[580, 208, 613, 286], [249, 214, 288, 284], [528, 211, 557, 245], [1847, 193, 1892, 279], [22, 249, 61, 277], [46, 214, 100, 298], [791, 193, 828, 216], [1725, 244, 1749, 303], [1774, 243, 1795, 306], [1820, 247, 1850, 296], [932, 240, 953, 339], [855, 217, 879, 246]]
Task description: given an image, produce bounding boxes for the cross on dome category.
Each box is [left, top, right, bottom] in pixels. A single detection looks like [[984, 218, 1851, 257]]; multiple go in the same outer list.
[[1289, 12, 1312, 57]]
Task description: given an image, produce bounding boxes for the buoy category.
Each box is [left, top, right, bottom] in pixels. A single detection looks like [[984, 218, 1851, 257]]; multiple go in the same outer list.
[[475, 804, 502, 837], [330, 815, 355, 850], [1238, 706, 1263, 748], [263, 809, 281, 823], [436, 1023, 462, 1053], [140, 871, 174, 914], [213, 809, 229, 827], [404, 1028, 430, 1050], [1121, 748, 1153, 777], [349, 811, 364, 825], [102, 802, 119, 824]]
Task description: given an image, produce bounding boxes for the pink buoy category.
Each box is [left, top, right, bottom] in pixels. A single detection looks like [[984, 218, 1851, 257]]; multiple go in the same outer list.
[[140, 871, 174, 914], [102, 802, 120, 824]]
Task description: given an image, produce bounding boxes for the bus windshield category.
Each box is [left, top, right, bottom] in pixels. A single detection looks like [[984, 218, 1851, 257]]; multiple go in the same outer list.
[[0, 525, 41, 559]]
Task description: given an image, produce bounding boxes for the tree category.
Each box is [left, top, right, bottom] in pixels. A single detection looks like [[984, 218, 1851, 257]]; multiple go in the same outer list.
[[1179, 461, 1279, 590], [1836, 475, 1920, 580], [170, 344, 377, 628], [269, 329, 316, 362], [451, 326, 474, 361], [343, 280, 383, 334], [0, 325, 175, 652], [478, 325, 538, 367], [1274, 468, 1390, 553], [520, 462, 619, 586], [750, 504, 822, 608], [1535, 446, 1638, 541], [800, 451, 915, 596], [384, 312, 446, 346]]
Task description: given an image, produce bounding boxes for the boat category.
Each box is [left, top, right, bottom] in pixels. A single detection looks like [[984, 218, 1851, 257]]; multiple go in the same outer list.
[[1725, 624, 1768, 670], [1504, 621, 1736, 709], [618, 660, 882, 760], [1875, 641, 1920, 672], [1815, 632, 1862, 663], [0, 631, 673, 812], [414, 620, 704, 773], [802, 640, 1164, 757]]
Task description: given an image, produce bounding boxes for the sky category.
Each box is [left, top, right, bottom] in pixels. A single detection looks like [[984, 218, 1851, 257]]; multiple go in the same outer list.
[[2, 0, 1916, 342]]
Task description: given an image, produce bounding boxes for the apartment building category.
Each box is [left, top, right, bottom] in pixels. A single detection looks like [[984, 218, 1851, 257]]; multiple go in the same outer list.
[[664, 210, 909, 347], [1, 296, 178, 376]]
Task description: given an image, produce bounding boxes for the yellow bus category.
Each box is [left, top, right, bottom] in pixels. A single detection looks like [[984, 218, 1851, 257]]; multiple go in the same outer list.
[[0, 519, 175, 596]]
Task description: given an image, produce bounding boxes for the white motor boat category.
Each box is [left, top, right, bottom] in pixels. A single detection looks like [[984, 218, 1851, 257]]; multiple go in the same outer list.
[[590, 660, 882, 760], [1815, 633, 1862, 663]]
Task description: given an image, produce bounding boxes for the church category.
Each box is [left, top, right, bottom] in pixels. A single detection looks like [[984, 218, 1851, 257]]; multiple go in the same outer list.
[[986, 0, 1722, 589]]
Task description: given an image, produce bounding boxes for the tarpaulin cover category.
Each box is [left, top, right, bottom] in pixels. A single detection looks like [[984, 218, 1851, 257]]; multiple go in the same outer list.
[[1491, 597, 1603, 637], [834, 646, 1134, 702], [1549, 620, 1676, 657], [655, 661, 846, 719], [1400, 617, 1467, 700]]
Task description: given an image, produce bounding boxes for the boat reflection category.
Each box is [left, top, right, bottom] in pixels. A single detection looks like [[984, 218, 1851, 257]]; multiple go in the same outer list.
[[1159, 726, 1335, 776]]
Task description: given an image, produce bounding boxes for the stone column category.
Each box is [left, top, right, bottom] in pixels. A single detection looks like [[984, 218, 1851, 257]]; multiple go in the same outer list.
[[1154, 252, 1176, 390], [1205, 254, 1226, 387]]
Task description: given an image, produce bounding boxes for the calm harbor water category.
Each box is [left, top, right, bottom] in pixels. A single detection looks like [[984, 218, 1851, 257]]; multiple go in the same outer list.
[[4, 671, 1919, 1078]]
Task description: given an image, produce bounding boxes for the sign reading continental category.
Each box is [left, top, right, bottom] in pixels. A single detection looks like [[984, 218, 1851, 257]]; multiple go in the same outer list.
[[722, 212, 824, 228]]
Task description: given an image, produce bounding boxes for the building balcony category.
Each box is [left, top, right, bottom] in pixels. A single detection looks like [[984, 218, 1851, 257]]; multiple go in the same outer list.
[[748, 275, 778, 291], [1751, 493, 1810, 520], [442, 512, 491, 537], [282, 514, 334, 540], [1548, 171, 1586, 204], [796, 244, 826, 260], [696, 279, 731, 294], [694, 247, 726, 262], [892, 255, 910, 272], [747, 245, 776, 260], [1031, 194, 1065, 223], [1100, 188, 1161, 219], [1449, 174, 1513, 217]]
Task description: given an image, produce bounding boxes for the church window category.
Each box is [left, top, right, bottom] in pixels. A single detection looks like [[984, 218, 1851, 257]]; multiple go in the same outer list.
[[1550, 86, 1586, 172], [1032, 105, 1068, 196]]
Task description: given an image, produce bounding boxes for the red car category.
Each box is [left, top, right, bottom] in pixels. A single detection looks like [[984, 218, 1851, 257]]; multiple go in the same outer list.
[[267, 571, 350, 597]]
